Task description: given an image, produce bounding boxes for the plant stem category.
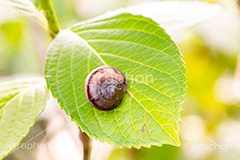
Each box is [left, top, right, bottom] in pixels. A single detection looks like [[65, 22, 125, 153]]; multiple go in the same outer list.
[[39, 0, 60, 38], [79, 128, 91, 160]]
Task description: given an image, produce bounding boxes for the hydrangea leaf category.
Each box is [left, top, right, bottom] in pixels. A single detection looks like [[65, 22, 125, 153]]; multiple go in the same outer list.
[[0, 78, 49, 159], [45, 13, 187, 148]]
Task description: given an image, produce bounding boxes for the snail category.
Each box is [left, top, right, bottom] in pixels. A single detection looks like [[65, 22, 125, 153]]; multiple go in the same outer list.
[[84, 66, 128, 111]]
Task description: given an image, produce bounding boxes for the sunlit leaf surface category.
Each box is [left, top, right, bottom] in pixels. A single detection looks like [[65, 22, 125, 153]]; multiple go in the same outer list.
[[45, 13, 186, 148], [0, 78, 49, 159]]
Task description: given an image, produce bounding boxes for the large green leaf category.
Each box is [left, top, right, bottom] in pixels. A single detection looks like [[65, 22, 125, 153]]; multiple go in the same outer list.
[[0, 78, 49, 159], [45, 13, 186, 148]]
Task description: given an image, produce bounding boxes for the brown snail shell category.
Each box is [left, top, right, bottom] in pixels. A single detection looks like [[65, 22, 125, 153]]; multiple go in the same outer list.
[[84, 66, 128, 111]]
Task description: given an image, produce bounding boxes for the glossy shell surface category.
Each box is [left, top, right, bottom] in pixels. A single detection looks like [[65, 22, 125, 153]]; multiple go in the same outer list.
[[84, 66, 128, 111]]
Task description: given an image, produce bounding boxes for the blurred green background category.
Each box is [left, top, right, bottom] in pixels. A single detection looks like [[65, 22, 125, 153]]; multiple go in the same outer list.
[[1, 0, 240, 160]]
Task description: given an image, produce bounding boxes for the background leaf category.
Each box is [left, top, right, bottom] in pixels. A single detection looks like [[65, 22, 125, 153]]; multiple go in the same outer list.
[[0, 0, 47, 25], [95, 1, 221, 32], [45, 13, 186, 148], [0, 0, 37, 14], [0, 78, 49, 159]]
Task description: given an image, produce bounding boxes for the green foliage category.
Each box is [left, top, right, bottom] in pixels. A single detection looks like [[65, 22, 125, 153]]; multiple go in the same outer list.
[[45, 13, 186, 148], [108, 144, 180, 160], [0, 0, 37, 13], [0, 19, 44, 75], [0, 78, 49, 159], [1, 22, 23, 44]]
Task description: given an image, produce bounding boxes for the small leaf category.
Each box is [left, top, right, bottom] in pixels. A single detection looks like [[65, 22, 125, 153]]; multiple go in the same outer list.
[[45, 13, 186, 148], [0, 0, 37, 14], [0, 78, 49, 159]]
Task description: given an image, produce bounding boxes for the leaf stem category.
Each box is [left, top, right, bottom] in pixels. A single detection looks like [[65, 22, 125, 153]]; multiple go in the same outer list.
[[79, 128, 91, 160], [39, 0, 60, 38]]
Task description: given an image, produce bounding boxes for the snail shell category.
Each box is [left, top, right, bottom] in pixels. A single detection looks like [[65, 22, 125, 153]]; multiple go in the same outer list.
[[84, 66, 128, 111]]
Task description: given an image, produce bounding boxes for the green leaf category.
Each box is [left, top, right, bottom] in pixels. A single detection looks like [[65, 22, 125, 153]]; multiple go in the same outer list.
[[0, 0, 37, 13], [0, 78, 49, 159], [45, 13, 186, 148]]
